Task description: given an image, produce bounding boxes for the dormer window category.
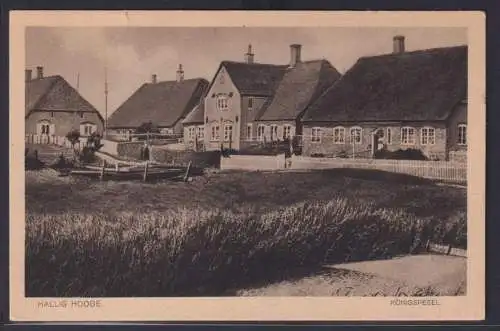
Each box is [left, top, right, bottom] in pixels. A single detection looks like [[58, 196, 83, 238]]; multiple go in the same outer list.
[[248, 97, 254, 110]]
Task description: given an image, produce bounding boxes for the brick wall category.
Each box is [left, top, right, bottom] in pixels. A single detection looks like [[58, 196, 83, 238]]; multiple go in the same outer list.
[[26, 110, 104, 137], [449, 151, 467, 163], [150, 148, 221, 168], [241, 96, 269, 140], [117, 142, 146, 160], [447, 103, 467, 152], [302, 122, 448, 160]]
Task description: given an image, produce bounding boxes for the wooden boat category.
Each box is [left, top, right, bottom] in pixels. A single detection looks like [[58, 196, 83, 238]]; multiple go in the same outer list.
[[67, 150, 194, 182], [70, 161, 192, 182]]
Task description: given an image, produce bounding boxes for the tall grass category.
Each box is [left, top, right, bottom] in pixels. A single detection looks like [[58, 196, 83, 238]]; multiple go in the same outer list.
[[26, 198, 466, 297]]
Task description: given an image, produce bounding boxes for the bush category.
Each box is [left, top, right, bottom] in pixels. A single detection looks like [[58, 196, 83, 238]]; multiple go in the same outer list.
[[50, 153, 74, 170], [375, 148, 428, 160], [78, 146, 98, 165], [25, 149, 44, 170], [25, 198, 466, 297]]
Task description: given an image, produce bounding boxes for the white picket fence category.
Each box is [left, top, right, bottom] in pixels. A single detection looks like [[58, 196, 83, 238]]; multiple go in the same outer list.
[[25, 134, 88, 150], [220, 154, 467, 183], [291, 156, 467, 183]]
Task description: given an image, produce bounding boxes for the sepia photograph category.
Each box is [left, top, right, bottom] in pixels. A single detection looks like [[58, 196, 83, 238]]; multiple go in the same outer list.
[[10, 11, 485, 321]]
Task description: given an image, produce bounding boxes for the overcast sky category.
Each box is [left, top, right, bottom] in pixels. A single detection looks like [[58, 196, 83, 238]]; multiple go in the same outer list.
[[26, 27, 467, 117]]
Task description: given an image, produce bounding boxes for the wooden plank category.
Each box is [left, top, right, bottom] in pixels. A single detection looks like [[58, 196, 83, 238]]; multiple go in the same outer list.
[[427, 243, 451, 255], [449, 247, 467, 257]]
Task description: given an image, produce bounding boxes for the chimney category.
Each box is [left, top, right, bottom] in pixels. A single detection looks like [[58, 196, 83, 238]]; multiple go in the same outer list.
[[25, 69, 32, 82], [393, 35, 405, 54], [36, 66, 44, 79], [244, 44, 254, 64], [176, 64, 184, 82], [289, 44, 302, 68], [151, 74, 157, 84]]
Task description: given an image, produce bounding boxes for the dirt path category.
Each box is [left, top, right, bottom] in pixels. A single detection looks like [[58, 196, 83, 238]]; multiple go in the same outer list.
[[237, 254, 466, 296]]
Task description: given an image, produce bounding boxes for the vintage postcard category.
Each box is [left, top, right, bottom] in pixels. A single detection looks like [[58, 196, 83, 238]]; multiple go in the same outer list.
[[10, 11, 485, 321]]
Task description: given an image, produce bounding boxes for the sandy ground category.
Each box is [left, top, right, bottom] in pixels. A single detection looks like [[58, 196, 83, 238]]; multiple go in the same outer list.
[[237, 254, 467, 297]]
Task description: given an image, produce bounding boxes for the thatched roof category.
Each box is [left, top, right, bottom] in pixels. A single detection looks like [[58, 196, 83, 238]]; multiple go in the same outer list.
[[182, 98, 205, 125], [107, 78, 208, 128], [303, 45, 467, 123], [214, 61, 288, 96], [257, 60, 341, 121], [25, 75, 101, 120]]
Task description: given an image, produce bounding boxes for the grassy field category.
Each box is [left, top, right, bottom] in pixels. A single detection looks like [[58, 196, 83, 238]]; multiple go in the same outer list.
[[25, 167, 467, 297]]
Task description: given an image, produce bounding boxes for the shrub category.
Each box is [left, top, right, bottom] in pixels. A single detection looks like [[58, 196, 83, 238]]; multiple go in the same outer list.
[[78, 146, 98, 165], [375, 148, 428, 160], [50, 153, 74, 170], [25, 198, 466, 297], [25, 149, 44, 170]]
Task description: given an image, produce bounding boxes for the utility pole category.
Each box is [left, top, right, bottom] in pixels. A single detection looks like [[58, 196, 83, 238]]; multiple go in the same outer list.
[[76, 72, 80, 91], [104, 67, 108, 138]]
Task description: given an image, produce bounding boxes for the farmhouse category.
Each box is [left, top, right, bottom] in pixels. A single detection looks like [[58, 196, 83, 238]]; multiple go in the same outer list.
[[25, 66, 104, 144], [199, 44, 341, 151], [301, 36, 467, 161], [107, 65, 208, 139]]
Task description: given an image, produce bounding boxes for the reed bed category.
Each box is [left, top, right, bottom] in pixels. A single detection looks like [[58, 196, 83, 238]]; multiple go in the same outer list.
[[26, 198, 466, 297]]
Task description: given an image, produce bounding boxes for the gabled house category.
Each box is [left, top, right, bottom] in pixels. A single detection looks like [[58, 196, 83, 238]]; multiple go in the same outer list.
[[25, 66, 104, 144], [302, 36, 467, 161], [199, 44, 341, 151], [107, 65, 208, 139]]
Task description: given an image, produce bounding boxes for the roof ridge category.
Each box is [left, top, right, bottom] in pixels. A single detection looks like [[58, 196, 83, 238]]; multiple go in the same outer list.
[[150, 77, 208, 85], [358, 44, 468, 61], [222, 60, 288, 67]]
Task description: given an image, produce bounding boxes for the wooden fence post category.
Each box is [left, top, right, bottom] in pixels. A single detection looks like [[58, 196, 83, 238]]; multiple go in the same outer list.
[[143, 161, 149, 182], [183, 161, 192, 182], [100, 160, 106, 181]]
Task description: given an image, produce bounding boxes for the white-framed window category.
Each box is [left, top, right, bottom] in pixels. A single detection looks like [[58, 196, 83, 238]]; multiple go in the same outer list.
[[40, 123, 50, 135], [311, 127, 322, 143], [387, 128, 392, 144], [248, 97, 253, 110], [283, 125, 292, 140], [420, 127, 436, 145], [80, 123, 97, 136], [333, 126, 345, 144], [210, 124, 220, 141], [196, 126, 204, 139], [246, 124, 252, 141], [270, 124, 279, 141], [216, 95, 229, 111], [458, 124, 467, 145], [224, 124, 233, 142], [257, 125, 266, 141], [401, 127, 416, 145], [187, 127, 196, 141], [349, 126, 362, 144]]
